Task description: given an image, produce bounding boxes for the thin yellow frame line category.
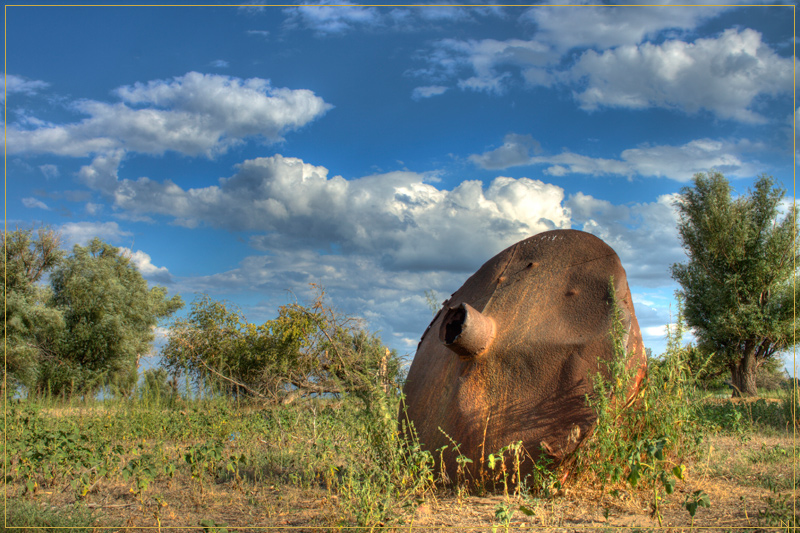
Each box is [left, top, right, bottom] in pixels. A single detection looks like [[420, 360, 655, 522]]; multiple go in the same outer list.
[[1, 3, 795, 6], [3, 3, 7, 531], [794, 4, 797, 529], [2, 3, 796, 531]]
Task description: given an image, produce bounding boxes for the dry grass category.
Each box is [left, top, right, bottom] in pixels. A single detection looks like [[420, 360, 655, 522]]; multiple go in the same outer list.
[[7, 433, 795, 532], [5, 394, 798, 532]]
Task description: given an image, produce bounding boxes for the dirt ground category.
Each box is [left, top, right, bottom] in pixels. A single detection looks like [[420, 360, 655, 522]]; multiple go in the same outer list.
[[22, 433, 791, 532]]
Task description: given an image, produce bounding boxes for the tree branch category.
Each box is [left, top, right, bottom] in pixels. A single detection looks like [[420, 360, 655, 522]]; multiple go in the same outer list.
[[196, 359, 267, 399]]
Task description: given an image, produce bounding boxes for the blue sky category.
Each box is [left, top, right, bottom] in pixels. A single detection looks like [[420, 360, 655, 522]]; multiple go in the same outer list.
[[3, 3, 796, 374]]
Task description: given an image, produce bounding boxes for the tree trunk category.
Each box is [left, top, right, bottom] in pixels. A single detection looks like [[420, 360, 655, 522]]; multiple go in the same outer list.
[[730, 346, 758, 397]]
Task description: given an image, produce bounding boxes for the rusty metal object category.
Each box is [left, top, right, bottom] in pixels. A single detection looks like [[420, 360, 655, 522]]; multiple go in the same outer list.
[[401, 229, 646, 482]]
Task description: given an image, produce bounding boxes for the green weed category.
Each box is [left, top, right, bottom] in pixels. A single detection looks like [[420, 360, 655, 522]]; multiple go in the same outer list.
[[572, 289, 705, 526], [3, 500, 115, 532], [757, 479, 799, 529]]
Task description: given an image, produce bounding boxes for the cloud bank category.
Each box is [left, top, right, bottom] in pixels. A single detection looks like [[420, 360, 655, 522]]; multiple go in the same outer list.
[[471, 134, 763, 181], [7, 72, 333, 158], [81, 153, 572, 273], [1, 73, 49, 103], [416, 26, 791, 123]]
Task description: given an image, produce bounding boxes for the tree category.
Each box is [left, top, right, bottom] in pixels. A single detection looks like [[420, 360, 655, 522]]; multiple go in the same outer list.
[[161, 289, 401, 406], [45, 238, 183, 397], [671, 172, 798, 397], [139, 368, 179, 405], [160, 295, 261, 398], [2, 227, 65, 395]]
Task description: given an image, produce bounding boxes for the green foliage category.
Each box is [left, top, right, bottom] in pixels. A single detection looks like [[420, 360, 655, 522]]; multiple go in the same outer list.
[[754, 357, 788, 391], [161, 295, 258, 397], [680, 343, 727, 391], [2, 226, 66, 394], [184, 440, 225, 483], [46, 238, 183, 397], [122, 451, 160, 502], [6, 404, 125, 500], [3, 225, 65, 291], [696, 392, 799, 434], [4, 231, 183, 399], [4, 500, 113, 532], [574, 288, 705, 526], [138, 368, 179, 406], [671, 172, 799, 396], [161, 288, 402, 407], [493, 501, 515, 533], [199, 519, 230, 533], [757, 477, 799, 528], [684, 489, 711, 528]]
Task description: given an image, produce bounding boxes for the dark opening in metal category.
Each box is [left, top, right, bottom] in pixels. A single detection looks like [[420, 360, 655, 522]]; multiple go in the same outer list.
[[438, 302, 495, 360], [442, 307, 466, 345]]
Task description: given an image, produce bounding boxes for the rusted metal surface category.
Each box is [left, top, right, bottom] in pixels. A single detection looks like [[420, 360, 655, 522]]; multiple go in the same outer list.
[[400, 229, 647, 482]]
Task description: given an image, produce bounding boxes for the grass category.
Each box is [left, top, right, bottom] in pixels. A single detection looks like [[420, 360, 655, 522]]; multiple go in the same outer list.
[[3, 389, 441, 530], [3, 306, 798, 531], [3, 384, 798, 531], [2, 499, 116, 532]]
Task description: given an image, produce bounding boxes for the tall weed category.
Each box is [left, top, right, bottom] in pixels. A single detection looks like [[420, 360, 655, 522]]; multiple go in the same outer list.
[[571, 291, 705, 525], [328, 388, 438, 527]]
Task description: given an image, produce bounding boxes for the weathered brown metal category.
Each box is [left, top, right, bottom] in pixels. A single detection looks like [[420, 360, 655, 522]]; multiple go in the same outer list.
[[400, 229, 646, 483]]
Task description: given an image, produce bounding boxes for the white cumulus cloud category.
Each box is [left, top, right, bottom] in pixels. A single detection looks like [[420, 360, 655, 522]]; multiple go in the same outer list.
[[567, 192, 685, 287], [122, 248, 173, 284], [469, 133, 542, 169], [283, 2, 381, 34], [39, 164, 59, 179], [81, 153, 572, 273], [22, 197, 49, 210], [522, 3, 725, 52], [418, 38, 554, 95], [59, 221, 133, 247], [414, 24, 790, 124], [7, 72, 333, 158], [411, 85, 448, 100], [470, 134, 763, 181], [1, 73, 49, 103], [281, 3, 505, 34], [568, 28, 793, 123]]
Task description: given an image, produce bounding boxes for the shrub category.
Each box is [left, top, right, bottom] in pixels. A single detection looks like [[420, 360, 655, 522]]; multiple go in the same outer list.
[[569, 289, 705, 526], [139, 367, 179, 406]]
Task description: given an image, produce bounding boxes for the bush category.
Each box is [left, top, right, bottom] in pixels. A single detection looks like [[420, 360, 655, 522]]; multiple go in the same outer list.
[[161, 288, 402, 406], [570, 290, 704, 526], [139, 368, 179, 406], [755, 361, 788, 392]]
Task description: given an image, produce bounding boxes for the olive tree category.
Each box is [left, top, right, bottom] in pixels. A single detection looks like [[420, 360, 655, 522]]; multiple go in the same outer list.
[[2, 227, 65, 394], [671, 172, 798, 397], [46, 238, 183, 397], [161, 290, 401, 407]]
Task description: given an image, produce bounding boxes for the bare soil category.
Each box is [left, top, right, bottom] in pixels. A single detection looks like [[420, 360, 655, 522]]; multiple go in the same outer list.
[[16, 433, 795, 532]]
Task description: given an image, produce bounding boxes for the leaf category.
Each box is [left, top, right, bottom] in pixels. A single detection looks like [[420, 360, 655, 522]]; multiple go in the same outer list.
[[696, 490, 711, 508], [627, 464, 641, 488], [672, 464, 686, 480], [518, 505, 535, 517], [646, 438, 665, 460], [660, 471, 676, 495], [685, 490, 711, 517]]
